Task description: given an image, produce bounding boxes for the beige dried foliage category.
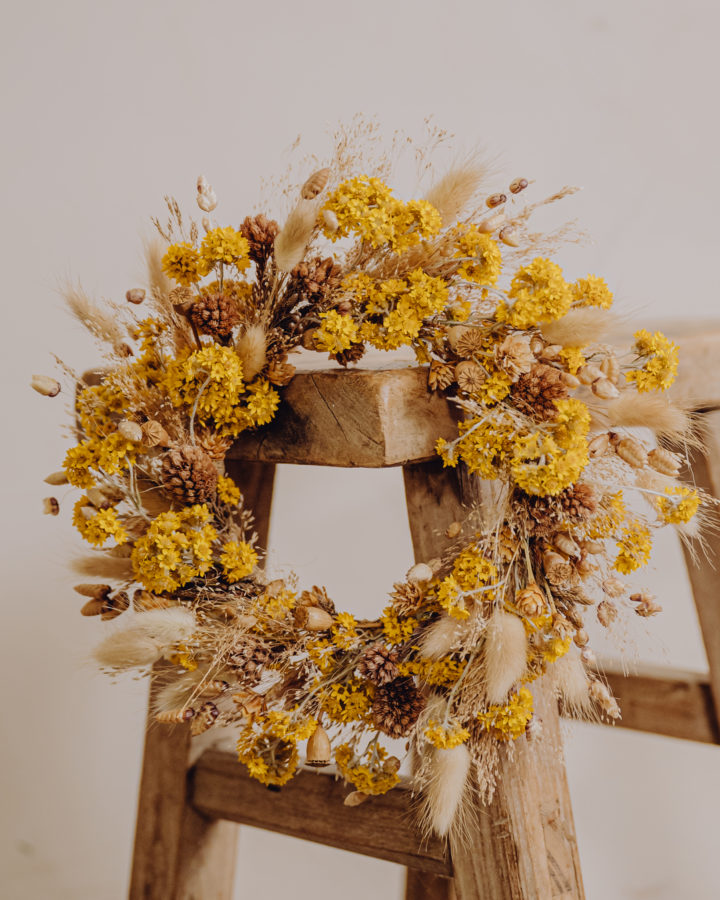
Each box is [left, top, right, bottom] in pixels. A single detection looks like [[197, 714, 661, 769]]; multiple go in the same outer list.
[[235, 324, 268, 381], [274, 199, 320, 272], [62, 281, 127, 348], [144, 238, 173, 310], [606, 392, 695, 442], [540, 308, 615, 347], [424, 158, 491, 226]]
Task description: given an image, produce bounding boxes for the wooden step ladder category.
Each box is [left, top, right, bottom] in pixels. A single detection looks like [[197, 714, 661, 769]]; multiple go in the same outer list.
[[127, 328, 720, 900]]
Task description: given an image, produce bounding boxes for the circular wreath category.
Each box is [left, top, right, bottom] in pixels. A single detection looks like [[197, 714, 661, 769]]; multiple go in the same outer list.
[[36, 135, 703, 838]]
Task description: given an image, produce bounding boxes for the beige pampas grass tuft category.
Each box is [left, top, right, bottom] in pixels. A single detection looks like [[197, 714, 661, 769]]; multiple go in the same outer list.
[[483, 609, 527, 704], [154, 669, 206, 715], [419, 614, 467, 659], [144, 238, 173, 307], [93, 608, 196, 670], [540, 308, 615, 347], [422, 744, 471, 838], [606, 392, 693, 442], [554, 653, 595, 719], [62, 281, 126, 348], [424, 159, 490, 226], [235, 324, 268, 381], [274, 199, 320, 272]]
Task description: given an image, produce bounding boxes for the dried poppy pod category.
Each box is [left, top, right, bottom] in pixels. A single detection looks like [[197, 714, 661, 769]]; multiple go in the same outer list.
[[553, 533, 581, 558], [542, 550, 573, 585], [43, 497, 60, 516], [515, 583, 545, 618], [613, 435, 648, 469], [591, 377, 620, 400], [156, 708, 194, 725], [31, 374, 61, 397], [305, 723, 332, 767], [455, 360, 486, 393], [301, 168, 331, 200], [648, 447, 681, 477], [141, 420, 171, 448], [597, 600, 618, 627], [190, 701, 219, 736], [588, 433, 611, 458], [294, 606, 334, 631]]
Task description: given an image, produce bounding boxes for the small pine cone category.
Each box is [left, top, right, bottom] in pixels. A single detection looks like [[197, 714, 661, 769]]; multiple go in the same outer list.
[[521, 484, 597, 534], [512, 363, 569, 420], [372, 677, 425, 738], [332, 342, 366, 367], [266, 357, 296, 386], [390, 581, 424, 615], [240, 214, 280, 268], [227, 640, 272, 683], [428, 359, 455, 391], [299, 585, 336, 615], [161, 445, 218, 504], [292, 256, 341, 301], [189, 291, 241, 341], [197, 427, 235, 460], [357, 643, 400, 686]]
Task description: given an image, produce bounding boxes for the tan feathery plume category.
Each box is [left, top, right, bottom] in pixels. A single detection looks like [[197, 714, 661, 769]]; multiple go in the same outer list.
[[93, 608, 196, 670], [605, 392, 694, 441], [421, 743, 471, 838], [144, 237, 174, 311], [540, 308, 615, 347], [424, 158, 491, 226], [235, 324, 268, 381], [419, 614, 467, 659], [553, 653, 595, 719], [483, 609, 527, 704], [274, 198, 320, 272], [62, 281, 127, 347], [71, 555, 133, 581]]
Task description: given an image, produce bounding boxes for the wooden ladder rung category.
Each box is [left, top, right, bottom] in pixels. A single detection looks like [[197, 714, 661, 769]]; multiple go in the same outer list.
[[190, 750, 453, 876]]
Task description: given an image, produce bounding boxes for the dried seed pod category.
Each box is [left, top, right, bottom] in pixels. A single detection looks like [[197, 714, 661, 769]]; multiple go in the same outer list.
[[101, 591, 130, 621], [198, 680, 229, 698], [648, 447, 681, 477], [455, 360, 486, 393], [529, 334, 545, 356], [581, 647, 596, 666], [197, 175, 210, 193], [80, 598, 105, 616], [231, 690, 266, 718], [588, 433, 611, 458], [43, 497, 59, 516], [542, 550, 573, 585], [551, 615, 574, 640], [294, 606, 334, 631], [498, 225, 520, 247], [614, 435, 648, 469], [600, 355, 620, 384], [133, 589, 171, 611], [445, 521, 462, 539], [156, 708, 194, 724], [515, 583, 545, 617], [344, 791, 369, 807], [573, 589, 595, 606], [141, 420, 171, 448], [301, 168, 331, 200], [597, 600, 618, 627], [44, 471, 69, 485], [561, 372, 581, 389], [197, 190, 217, 212], [190, 701, 219, 736], [126, 288, 146, 304], [573, 628, 589, 648], [580, 539, 605, 555], [31, 375, 61, 397], [575, 555, 598, 577], [117, 420, 143, 442], [591, 377, 620, 400], [509, 177, 529, 194], [305, 723, 332, 767], [589, 681, 620, 719], [578, 364, 603, 385], [407, 563, 433, 585], [554, 533, 581, 558], [74, 583, 111, 599], [477, 212, 505, 233], [539, 344, 561, 361], [322, 209, 339, 233], [630, 590, 662, 617], [486, 192, 507, 208], [602, 577, 626, 598]]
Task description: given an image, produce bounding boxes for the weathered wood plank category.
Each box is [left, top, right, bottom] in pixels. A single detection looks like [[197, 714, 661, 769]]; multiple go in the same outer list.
[[405, 871, 456, 900], [190, 751, 452, 875], [402, 462, 585, 900]]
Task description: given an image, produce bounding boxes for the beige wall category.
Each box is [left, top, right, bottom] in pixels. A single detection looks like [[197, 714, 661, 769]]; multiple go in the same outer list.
[[3, 1, 719, 897]]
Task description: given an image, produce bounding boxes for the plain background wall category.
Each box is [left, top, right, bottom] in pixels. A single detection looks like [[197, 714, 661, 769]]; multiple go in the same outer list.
[[3, 1, 720, 897]]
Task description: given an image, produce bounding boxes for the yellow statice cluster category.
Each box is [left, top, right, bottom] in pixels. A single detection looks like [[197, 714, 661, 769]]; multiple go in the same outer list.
[[497, 258, 573, 328], [436, 414, 515, 477], [72, 498, 128, 547], [399, 656, 466, 687], [64, 433, 140, 489], [381, 607, 418, 645], [334, 743, 400, 795], [217, 475, 241, 505], [219, 541, 258, 582], [656, 486, 701, 525], [131, 505, 217, 592], [322, 176, 442, 252], [626, 329, 679, 392], [314, 309, 359, 354], [572, 275, 614, 309], [254, 586, 296, 621], [424, 720, 470, 749], [332, 612, 360, 650], [584, 491, 627, 540], [319, 678, 373, 724], [614, 520, 653, 574], [477, 687, 534, 740], [435, 546, 498, 620], [453, 226, 503, 285], [236, 711, 316, 787], [161, 228, 250, 285]]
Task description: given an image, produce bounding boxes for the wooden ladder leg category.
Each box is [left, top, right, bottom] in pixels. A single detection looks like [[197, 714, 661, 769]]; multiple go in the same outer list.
[[405, 871, 455, 900], [129, 461, 276, 900], [402, 460, 585, 900]]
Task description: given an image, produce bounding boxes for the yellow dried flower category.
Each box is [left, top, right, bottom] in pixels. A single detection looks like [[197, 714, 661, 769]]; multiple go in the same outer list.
[[573, 275, 614, 309], [315, 310, 360, 354], [614, 520, 653, 574], [319, 679, 373, 724], [220, 541, 257, 582], [198, 227, 250, 274], [72, 497, 128, 547], [498, 258, 572, 328], [477, 687, 534, 740], [162, 242, 201, 286], [558, 346, 586, 375], [626, 329, 679, 392], [399, 656, 466, 686], [381, 607, 418, 645], [453, 226, 503, 285], [656, 486, 700, 525], [335, 742, 400, 795], [424, 720, 470, 749], [217, 475, 241, 505]]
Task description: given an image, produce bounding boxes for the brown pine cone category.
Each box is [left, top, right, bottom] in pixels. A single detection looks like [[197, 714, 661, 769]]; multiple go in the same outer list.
[[511, 363, 568, 420], [196, 428, 235, 461], [357, 643, 400, 686], [389, 581, 423, 616], [298, 585, 336, 615], [160, 445, 218, 504], [332, 342, 366, 367], [227, 639, 272, 683], [189, 290, 241, 341], [240, 214, 280, 268], [291, 256, 341, 302], [520, 484, 597, 533], [372, 677, 425, 738]]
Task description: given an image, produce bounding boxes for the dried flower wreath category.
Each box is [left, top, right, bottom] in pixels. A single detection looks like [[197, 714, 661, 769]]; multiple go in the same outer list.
[[36, 130, 704, 839]]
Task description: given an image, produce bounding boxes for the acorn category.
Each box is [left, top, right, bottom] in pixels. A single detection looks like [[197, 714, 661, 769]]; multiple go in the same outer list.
[[305, 724, 332, 767], [294, 606, 333, 631]]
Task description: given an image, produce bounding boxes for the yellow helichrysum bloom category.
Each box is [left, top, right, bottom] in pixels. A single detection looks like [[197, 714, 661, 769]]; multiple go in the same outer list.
[[219, 540, 258, 582], [381, 607, 418, 645], [72, 497, 128, 547], [198, 227, 250, 274], [572, 275, 614, 309], [63, 433, 139, 488], [453, 226, 502, 285], [254, 587, 296, 621], [332, 611, 359, 650], [319, 679, 373, 724], [131, 505, 217, 593], [497, 258, 573, 328], [236, 712, 315, 787], [424, 720, 471, 749], [334, 743, 400, 795], [399, 656, 467, 686], [656, 486, 701, 525], [244, 380, 280, 427], [164, 345, 245, 421], [558, 346, 586, 375], [614, 520, 653, 574], [217, 475, 241, 506], [625, 329, 679, 392], [315, 309, 360, 354], [477, 688, 534, 740], [162, 242, 201, 286]]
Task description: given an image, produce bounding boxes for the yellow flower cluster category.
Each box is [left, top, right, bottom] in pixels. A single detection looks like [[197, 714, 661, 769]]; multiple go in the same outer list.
[[656, 486, 701, 525], [435, 546, 498, 619], [217, 475, 241, 505], [64, 433, 139, 488], [626, 330, 679, 392], [436, 414, 514, 477], [477, 687, 534, 740], [72, 498, 128, 547], [572, 275, 614, 309], [424, 720, 470, 749], [161, 228, 250, 286], [236, 711, 316, 787], [399, 656, 466, 686], [322, 176, 442, 252], [161, 242, 201, 286], [381, 607, 418, 645], [453, 226, 503, 285], [219, 541, 258, 582], [497, 258, 573, 328], [558, 346, 586, 375], [334, 743, 400, 795], [254, 587, 296, 621], [319, 679, 373, 724], [314, 310, 359, 354], [614, 520, 653, 574], [332, 612, 359, 650], [131, 505, 217, 592], [584, 491, 626, 540]]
